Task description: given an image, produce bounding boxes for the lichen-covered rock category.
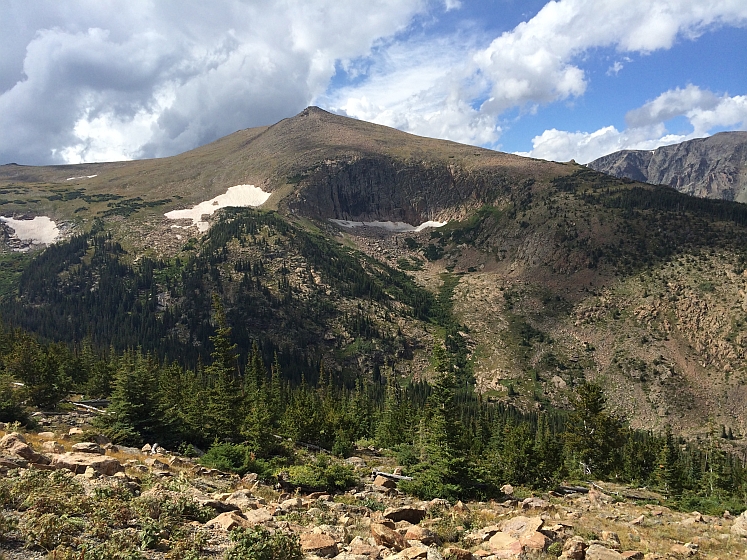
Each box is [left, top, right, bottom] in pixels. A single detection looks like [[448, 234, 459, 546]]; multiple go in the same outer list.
[[501, 516, 543, 538], [585, 544, 624, 560], [50, 452, 122, 476]]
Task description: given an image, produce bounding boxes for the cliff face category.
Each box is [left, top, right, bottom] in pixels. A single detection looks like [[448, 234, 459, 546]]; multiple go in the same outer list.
[[588, 132, 747, 202], [287, 156, 512, 224]]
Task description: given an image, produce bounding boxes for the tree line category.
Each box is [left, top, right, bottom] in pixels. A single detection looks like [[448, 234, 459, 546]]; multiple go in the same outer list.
[[0, 310, 745, 514]]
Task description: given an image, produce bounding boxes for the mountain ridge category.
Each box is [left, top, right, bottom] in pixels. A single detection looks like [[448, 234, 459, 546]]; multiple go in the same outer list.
[[588, 131, 747, 202]]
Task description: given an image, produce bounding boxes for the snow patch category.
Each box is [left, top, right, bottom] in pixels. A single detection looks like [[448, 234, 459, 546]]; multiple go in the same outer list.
[[66, 175, 97, 180], [1, 216, 60, 249], [164, 184, 271, 232], [330, 219, 447, 232]]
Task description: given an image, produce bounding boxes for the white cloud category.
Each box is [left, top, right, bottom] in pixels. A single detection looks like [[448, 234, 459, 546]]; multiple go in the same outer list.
[[521, 87, 747, 163], [320, 35, 501, 146], [0, 0, 428, 164], [320, 0, 747, 149]]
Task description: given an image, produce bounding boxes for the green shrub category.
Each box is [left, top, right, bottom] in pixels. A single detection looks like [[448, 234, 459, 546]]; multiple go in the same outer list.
[[286, 456, 356, 492], [225, 526, 303, 560], [20, 512, 84, 551], [200, 442, 274, 478]]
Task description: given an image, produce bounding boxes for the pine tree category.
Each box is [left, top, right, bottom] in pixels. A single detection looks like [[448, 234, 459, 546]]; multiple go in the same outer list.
[[564, 383, 622, 478], [656, 428, 683, 497], [203, 296, 242, 442]]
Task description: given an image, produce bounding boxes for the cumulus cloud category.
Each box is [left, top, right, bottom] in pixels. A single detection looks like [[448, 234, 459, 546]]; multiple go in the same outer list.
[[328, 0, 747, 147], [0, 0, 428, 164], [521, 86, 747, 163]]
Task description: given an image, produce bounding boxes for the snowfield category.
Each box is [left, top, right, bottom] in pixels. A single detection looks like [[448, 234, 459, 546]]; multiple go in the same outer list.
[[66, 175, 97, 180], [164, 184, 271, 232], [0, 216, 60, 247], [330, 219, 447, 232]]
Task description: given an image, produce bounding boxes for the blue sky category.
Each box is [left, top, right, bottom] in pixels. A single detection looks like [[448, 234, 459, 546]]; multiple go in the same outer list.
[[1, 0, 746, 165]]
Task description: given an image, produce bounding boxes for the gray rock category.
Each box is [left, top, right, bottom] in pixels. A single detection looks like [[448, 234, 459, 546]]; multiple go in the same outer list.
[[588, 131, 747, 202], [71, 442, 105, 454]]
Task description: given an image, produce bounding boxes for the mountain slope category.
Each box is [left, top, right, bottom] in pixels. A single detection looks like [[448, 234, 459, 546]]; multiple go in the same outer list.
[[3, 109, 747, 442], [588, 131, 747, 202]]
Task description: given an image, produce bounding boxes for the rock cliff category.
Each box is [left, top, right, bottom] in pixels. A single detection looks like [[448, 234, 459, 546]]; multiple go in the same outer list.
[[588, 131, 747, 202]]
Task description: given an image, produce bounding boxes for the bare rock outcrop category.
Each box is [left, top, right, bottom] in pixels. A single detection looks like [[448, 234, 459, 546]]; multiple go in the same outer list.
[[588, 131, 747, 202]]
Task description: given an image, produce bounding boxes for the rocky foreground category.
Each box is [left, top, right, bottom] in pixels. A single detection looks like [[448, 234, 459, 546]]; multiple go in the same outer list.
[[0, 423, 746, 559]]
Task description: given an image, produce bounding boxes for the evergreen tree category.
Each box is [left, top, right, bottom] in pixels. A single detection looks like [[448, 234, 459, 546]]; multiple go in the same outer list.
[[564, 383, 622, 478], [96, 351, 164, 446], [202, 297, 242, 442], [656, 428, 683, 497]]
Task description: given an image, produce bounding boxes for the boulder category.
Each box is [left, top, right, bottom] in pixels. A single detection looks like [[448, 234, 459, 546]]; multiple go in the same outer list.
[[0, 455, 27, 469], [243, 507, 273, 525], [383, 506, 426, 524], [521, 497, 550, 510], [620, 552, 644, 560], [205, 511, 252, 531], [300, 532, 339, 558], [501, 516, 543, 538], [501, 484, 514, 496], [38, 431, 56, 440], [585, 544, 624, 560], [520, 531, 549, 553], [224, 490, 256, 511], [346, 456, 367, 468], [68, 427, 84, 436], [373, 475, 397, 489], [560, 536, 587, 560], [441, 547, 475, 560], [279, 497, 303, 510], [348, 536, 381, 558], [404, 525, 441, 545], [371, 523, 408, 551], [487, 532, 522, 557], [0, 433, 50, 465], [50, 452, 122, 476], [71, 442, 105, 454], [397, 545, 429, 559], [464, 525, 501, 544]]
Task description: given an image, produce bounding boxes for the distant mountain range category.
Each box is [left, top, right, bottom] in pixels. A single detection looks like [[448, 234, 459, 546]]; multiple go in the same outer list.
[[588, 131, 747, 202]]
